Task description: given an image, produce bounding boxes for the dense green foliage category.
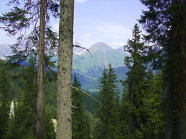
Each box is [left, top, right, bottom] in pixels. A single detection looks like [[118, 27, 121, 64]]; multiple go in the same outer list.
[[8, 60, 37, 139], [139, 0, 186, 138], [145, 70, 166, 139], [0, 60, 36, 138], [0, 61, 55, 139], [121, 24, 149, 138], [0, 0, 185, 138], [43, 111, 56, 139], [0, 54, 169, 139], [72, 74, 91, 139], [120, 24, 166, 139], [94, 65, 121, 139], [0, 67, 11, 139], [0, 60, 98, 138]]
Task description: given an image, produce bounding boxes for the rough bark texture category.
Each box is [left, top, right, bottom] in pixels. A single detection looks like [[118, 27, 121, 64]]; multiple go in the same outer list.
[[56, 0, 74, 139], [37, 0, 46, 138]]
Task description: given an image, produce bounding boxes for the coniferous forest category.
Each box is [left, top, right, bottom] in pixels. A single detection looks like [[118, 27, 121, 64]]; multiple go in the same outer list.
[[0, 0, 185, 139]]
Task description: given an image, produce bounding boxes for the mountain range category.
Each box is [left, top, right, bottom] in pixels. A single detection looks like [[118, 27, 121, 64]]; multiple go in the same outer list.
[[72, 42, 128, 93], [0, 42, 128, 93]]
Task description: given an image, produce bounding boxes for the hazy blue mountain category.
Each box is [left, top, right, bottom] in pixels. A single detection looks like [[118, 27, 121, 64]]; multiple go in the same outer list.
[[0, 42, 128, 93], [115, 66, 128, 81], [72, 42, 128, 93], [72, 66, 128, 93], [73, 42, 127, 77], [72, 70, 100, 93]]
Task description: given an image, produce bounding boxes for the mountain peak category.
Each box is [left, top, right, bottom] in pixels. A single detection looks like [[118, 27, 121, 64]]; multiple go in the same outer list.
[[89, 42, 113, 53]]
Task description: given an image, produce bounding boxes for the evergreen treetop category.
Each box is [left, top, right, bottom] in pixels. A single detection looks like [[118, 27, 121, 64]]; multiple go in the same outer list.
[[95, 65, 121, 139]]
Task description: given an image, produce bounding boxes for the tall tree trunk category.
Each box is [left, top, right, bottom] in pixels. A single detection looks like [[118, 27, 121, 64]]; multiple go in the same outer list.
[[56, 0, 74, 139], [166, 1, 186, 138], [37, 0, 46, 138], [180, 14, 186, 139], [180, 1, 186, 137]]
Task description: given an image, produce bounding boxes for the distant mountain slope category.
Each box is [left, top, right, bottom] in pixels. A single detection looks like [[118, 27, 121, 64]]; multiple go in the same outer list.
[[72, 42, 128, 92], [73, 42, 127, 77], [73, 66, 128, 93], [115, 66, 128, 81], [0, 42, 129, 93]]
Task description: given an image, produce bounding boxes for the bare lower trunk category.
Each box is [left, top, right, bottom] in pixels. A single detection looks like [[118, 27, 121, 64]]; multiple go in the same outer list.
[[37, 0, 46, 138], [56, 0, 74, 139]]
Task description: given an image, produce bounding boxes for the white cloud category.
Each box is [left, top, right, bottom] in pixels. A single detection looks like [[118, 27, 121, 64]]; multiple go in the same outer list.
[[74, 23, 132, 49], [75, 0, 87, 3], [74, 33, 96, 49], [93, 23, 132, 48], [111, 41, 125, 48]]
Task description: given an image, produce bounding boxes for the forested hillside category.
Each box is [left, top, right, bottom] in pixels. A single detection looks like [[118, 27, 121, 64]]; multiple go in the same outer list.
[[0, 0, 185, 139]]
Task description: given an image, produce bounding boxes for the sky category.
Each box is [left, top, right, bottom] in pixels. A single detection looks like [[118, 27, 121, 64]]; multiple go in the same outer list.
[[73, 0, 145, 48], [0, 0, 146, 57]]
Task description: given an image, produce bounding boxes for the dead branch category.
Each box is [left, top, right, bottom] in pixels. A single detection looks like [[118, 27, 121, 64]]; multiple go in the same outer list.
[[73, 44, 92, 56], [72, 86, 101, 104]]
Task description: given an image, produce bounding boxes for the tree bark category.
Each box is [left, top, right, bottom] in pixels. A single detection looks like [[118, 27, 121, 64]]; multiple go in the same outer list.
[[56, 0, 74, 139], [37, 0, 46, 138]]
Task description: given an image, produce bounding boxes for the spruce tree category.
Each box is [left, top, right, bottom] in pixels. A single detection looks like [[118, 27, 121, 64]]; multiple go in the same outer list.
[[7, 60, 55, 139], [121, 24, 147, 139], [95, 64, 121, 139], [72, 73, 90, 139], [143, 69, 155, 138], [0, 67, 11, 139], [8, 60, 37, 139], [43, 111, 56, 139], [0, 1, 59, 137], [146, 71, 166, 139], [139, 1, 186, 138], [120, 82, 130, 138]]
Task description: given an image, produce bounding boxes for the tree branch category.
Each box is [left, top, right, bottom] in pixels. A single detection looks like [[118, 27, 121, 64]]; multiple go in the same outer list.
[[72, 86, 101, 104], [73, 44, 92, 56]]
